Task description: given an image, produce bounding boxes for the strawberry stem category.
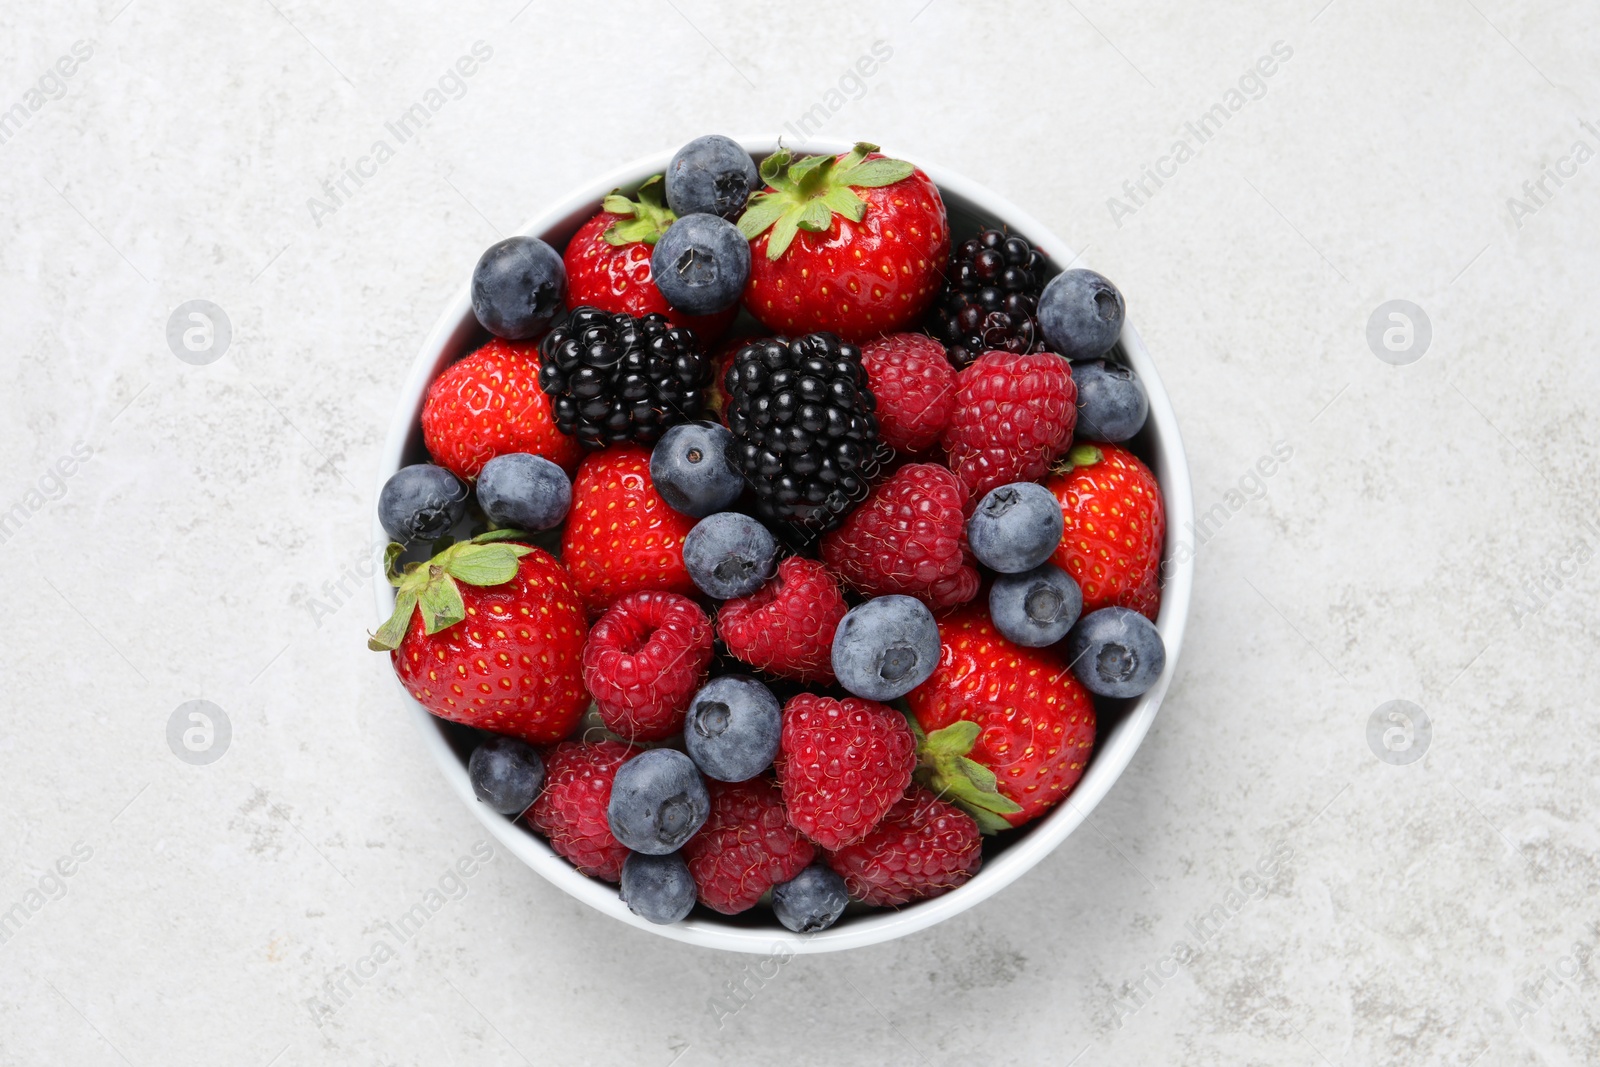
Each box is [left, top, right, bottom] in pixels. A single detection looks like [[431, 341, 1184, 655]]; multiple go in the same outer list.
[[737, 142, 916, 260], [601, 175, 676, 246], [368, 530, 535, 652]]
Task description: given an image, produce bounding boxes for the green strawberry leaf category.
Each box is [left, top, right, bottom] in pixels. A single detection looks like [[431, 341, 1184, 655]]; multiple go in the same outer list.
[[444, 543, 532, 586], [383, 542, 406, 587], [737, 197, 789, 241], [787, 151, 834, 187], [837, 157, 915, 188], [470, 528, 528, 544], [602, 175, 675, 246], [821, 185, 868, 223], [766, 211, 802, 260], [736, 143, 920, 262], [417, 573, 466, 634], [916, 719, 1023, 835], [368, 587, 419, 651], [796, 198, 833, 233], [922, 720, 980, 760], [968, 807, 1017, 835], [758, 149, 792, 186]]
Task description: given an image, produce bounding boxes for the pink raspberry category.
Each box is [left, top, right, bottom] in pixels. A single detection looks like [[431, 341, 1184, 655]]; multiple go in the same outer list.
[[582, 591, 713, 741], [941, 350, 1077, 504], [860, 332, 957, 453], [716, 557, 847, 683], [820, 463, 980, 610]]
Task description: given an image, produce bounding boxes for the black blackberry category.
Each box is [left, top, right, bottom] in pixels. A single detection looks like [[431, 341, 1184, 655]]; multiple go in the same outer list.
[[929, 229, 1047, 368], [538, 306, 711, 449], [723, 333, 886, 531]]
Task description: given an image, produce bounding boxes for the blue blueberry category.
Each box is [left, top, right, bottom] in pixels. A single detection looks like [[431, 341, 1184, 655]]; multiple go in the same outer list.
[[379, 463, 468, 543], [684, 675, 782, 782], [1038, 268, 1125, 361], [475, 453, 571, 531], [651, 422, 744, 518], [607, 749, 710, 855], [1071, 359, 1148, 442], [467, 736, 545, 815], [831, 596, 941, 701], [683, 512, 777, 600], [664, 135, 759, 220], [990, 564, 1082, 647], [770, 866, 849, 933], [966, 482, 1064, 574], [1065, 606, 1166, 698], [620, 851, 697, 925], [651, 214, 750, 316], [470, 236, 566, 340]]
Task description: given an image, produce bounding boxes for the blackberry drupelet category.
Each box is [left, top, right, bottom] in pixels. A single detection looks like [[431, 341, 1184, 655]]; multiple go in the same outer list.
[[538, 306, 711, 449], [929, 229, 1047, 368], [723, 333, 886, 531]]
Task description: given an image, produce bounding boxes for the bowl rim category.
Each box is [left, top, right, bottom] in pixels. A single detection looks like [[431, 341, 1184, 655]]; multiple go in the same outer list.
[[373, 136, 1194, 954]]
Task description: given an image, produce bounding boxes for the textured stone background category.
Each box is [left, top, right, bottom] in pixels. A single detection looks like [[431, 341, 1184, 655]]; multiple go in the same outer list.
[[2, 1, 1597, 1064]]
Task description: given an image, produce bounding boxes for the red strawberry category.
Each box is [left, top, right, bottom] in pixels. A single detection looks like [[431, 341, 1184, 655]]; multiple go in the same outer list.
[[821, 463, 979, 611], [738, 142, 948, 342], [775, 694, 916, 850], [1046, 442, 1164, 620], [707, 327, 762, 422], [561, 444, 698, 614], [826, 785, 982, 907], [527, 739, 641, 882], [941, 350, 1077, 504], [422, 338, 583, 480], [582, 591, 713, 741], [374, 534, 589, 744], [564, 175, 736, 342], [906, 604, 1097, 830], [682, 778, 815, 914], [859, 332, 957, 453], [716, 557, 847, 683]]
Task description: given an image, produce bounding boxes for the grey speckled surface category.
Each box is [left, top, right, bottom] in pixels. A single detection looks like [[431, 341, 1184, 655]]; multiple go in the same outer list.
[[2, 1, 1598, 1064]]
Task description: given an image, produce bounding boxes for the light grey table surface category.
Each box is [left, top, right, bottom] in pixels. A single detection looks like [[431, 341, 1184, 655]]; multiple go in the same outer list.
[[2, 1, 1596, 1064]]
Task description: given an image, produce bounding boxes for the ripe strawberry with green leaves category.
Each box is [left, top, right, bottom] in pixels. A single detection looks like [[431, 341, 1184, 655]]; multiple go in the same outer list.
[[565, 175, 736, 341], [372, 531, 589, 744], [1046, 442, 1164, 620], [422, 338, 583, 480], [906, 604, 1097, 831], [561, 444, 699, 614], [738, 142, 948, 342]]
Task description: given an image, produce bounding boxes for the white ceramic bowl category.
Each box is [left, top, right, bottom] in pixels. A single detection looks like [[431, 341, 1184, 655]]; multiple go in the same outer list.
[[374, 138, 1193, 954]]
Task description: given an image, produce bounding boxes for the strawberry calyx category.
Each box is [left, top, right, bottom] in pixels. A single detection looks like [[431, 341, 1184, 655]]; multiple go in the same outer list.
[[737, 142, 916, 260], [1053, 443, 1104, 476], [913, 718, 1023, 835], [368, 529, 534, 651], [600, 175, 676, 246]]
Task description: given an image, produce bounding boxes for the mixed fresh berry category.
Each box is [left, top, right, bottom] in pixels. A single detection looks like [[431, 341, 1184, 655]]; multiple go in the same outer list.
[[374, 136, 1173, 933]]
